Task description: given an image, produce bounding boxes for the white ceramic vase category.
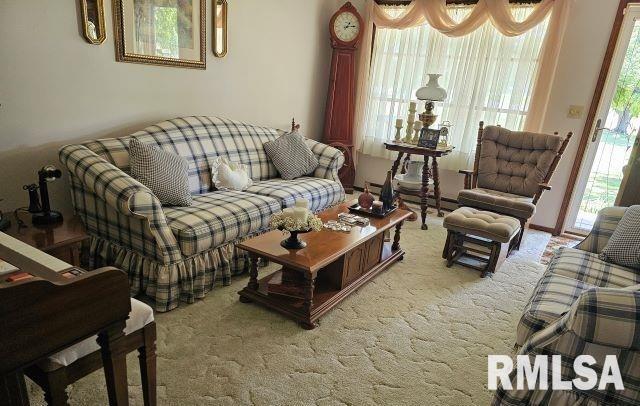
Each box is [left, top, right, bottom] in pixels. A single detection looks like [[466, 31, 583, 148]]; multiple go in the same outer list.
[[404, 161, 423, 181]]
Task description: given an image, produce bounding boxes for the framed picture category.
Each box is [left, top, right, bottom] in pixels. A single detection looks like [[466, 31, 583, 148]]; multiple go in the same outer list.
[[113, 0, 206, 69], [418, 128, 441, 149]]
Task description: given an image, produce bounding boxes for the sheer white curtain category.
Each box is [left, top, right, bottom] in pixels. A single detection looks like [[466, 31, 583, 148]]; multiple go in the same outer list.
[[360, 5, 549, 169]]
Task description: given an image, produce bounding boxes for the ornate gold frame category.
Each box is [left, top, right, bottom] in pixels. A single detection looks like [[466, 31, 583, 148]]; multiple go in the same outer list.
[[80, 0, 106, 45], [113, 0, 206, 69], [213, 0, 228, 58]]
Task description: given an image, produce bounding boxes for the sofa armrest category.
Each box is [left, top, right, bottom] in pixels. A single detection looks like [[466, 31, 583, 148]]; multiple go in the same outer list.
[[60, 144, 157, 217], [523, 287, 640, 353], [305, 139, 345, 182], [59, 144, 181, 262], [575, 206, 627, 254]]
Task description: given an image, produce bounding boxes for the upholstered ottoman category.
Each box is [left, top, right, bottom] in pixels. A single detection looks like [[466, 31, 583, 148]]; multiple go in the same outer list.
[[442, 207, 521, 277]]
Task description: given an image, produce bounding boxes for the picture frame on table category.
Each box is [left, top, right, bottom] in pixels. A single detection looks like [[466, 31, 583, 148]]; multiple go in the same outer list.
[[418, 128, 442, 149]]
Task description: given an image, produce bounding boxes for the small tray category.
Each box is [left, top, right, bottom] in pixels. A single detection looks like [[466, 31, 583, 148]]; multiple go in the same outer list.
[[348, 203, 397, 218]]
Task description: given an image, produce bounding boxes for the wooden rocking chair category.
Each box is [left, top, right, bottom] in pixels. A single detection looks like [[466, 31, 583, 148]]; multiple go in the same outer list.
[[458, 122, 572, 250]]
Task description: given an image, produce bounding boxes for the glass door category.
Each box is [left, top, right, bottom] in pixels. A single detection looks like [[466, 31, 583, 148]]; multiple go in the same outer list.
[[568, 5, 640, 232]]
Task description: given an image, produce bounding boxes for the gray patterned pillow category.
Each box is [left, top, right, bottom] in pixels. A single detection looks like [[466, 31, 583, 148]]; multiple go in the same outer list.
[[263, 130, 318, 180], [129, 138, 192, 206], [600, 205, 640, 269]]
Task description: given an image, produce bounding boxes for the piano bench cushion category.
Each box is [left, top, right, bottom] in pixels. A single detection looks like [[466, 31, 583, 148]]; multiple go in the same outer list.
[[39, 298, 154, 371]]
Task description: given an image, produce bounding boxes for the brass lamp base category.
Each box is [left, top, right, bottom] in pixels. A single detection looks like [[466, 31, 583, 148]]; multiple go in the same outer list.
[[419, 100, 437, 128]]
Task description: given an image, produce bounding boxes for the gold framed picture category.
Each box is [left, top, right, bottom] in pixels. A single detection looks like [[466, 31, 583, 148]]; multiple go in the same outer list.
[[113, 0, 206, 69]]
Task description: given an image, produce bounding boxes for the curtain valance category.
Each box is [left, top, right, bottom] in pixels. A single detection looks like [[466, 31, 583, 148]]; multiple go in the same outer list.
[[371, 0, 556, 37]]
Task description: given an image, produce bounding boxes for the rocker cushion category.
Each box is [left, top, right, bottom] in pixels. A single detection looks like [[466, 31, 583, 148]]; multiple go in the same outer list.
[[477, 126, 564, 197], [457, 188, 536, 219]]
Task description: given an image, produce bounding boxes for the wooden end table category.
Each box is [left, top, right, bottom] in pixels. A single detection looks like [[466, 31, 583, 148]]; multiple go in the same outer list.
[[4, 216, 88, 267], [384, 142, 453, 230], [237, 202, 412, 329]]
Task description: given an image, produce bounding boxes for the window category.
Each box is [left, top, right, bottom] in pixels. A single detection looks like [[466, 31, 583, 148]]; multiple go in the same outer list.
[[361, 5, 549, 169]]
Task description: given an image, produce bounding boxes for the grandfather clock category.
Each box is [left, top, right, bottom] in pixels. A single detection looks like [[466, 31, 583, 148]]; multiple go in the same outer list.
[[323, 2, 364, 194]]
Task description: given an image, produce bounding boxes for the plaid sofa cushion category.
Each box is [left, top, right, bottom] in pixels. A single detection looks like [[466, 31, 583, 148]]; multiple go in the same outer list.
[[499, 289, 640, 406], [245, 177, 345, 212], [549, 247, 640, 288], [83, 117, 280, 195], [516, 247, 640, 346], [129, 138, 193, 207], [517, 273, 595, 347], [264, 130, 319, 180], [163, 191, 281, 257]]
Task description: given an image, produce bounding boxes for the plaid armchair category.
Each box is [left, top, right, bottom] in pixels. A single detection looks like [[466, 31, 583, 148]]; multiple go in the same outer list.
[[59, 117, 345, 311], [494, 206, 640, 405]]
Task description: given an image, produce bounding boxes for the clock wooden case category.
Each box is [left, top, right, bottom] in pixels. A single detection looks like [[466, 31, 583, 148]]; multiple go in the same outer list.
[[323, 2, 364, 194]]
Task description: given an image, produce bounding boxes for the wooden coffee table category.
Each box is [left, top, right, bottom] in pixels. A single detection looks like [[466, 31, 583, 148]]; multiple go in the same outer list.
[[237, 202, 411, 329]]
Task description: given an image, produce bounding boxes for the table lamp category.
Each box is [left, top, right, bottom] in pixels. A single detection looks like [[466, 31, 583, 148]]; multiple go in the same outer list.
[[416, 74, 447, 129]]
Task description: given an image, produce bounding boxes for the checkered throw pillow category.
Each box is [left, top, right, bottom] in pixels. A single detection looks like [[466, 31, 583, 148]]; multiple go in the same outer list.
[[263, 130, 318, 180], [129, 138, 192, 207], [600, 205, 640, 269]]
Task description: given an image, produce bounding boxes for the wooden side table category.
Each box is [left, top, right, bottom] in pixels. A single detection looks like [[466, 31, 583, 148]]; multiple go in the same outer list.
[[4, 216, 88, 267], [384, 142, 453, 230]]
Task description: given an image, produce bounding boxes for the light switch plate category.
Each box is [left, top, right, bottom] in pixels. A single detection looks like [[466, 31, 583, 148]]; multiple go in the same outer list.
[[568, 105, 584, 119]]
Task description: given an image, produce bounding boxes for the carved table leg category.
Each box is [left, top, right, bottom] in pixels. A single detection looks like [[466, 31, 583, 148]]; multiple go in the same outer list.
[[301, 272, 317, 330], [420, 156, 430, 230], [432, 156, 444, 217], [390, 152, 405, 179], [392, 221, 404, 253], [240, 254, 259, 303], [97, 322, 129, 406]]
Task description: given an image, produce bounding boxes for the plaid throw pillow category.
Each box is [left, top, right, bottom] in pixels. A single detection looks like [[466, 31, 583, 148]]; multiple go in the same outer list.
[[600, 205, 640, 269], [263, 130, 318, 180], [129, 138, 192, 207]]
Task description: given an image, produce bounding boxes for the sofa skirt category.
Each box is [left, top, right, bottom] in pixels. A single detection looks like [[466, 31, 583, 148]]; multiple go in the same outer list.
[[89, 235, 262, 312]]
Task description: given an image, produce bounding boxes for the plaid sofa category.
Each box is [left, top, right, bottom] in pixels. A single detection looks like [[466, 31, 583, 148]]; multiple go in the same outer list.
[[59, 116, 345, 311], [494, 206, 640, 405]]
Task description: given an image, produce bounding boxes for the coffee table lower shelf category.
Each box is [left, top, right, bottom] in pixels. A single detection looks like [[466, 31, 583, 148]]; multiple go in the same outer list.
[[238, 244, 404, 329]]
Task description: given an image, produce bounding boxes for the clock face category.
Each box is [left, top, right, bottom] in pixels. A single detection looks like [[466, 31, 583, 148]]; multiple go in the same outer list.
[[333, 12, 360, 43]]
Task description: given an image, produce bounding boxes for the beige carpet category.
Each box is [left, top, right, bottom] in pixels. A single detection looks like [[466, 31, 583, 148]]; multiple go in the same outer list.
[[29, 209, 550, 405]]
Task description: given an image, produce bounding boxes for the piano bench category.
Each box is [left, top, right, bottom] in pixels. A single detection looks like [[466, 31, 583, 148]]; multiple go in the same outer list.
[[25, 298, 157, 405]]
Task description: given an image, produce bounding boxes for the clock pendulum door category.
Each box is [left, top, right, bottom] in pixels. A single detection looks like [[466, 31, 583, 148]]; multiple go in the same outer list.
[[323, 2, 364, 194]]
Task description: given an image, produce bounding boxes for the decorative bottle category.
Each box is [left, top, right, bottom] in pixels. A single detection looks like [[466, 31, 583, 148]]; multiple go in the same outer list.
[[358, 182, 374, 209], [379, 171, 394, 212]]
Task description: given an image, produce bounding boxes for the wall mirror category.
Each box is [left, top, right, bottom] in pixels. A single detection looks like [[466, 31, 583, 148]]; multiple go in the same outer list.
[[80, 0, 106, 44], [113, 0, 206, 69], [213, 0, 228, 58]]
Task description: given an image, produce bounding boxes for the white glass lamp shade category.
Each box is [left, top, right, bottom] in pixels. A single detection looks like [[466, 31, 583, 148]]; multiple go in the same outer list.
[[416, 74, 447, 102]]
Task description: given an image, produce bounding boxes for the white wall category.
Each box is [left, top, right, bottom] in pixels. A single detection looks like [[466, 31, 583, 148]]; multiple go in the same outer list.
[[0, 0, 621, 231], [353, 0, 619, 230], [0, 0, 336, 215]]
